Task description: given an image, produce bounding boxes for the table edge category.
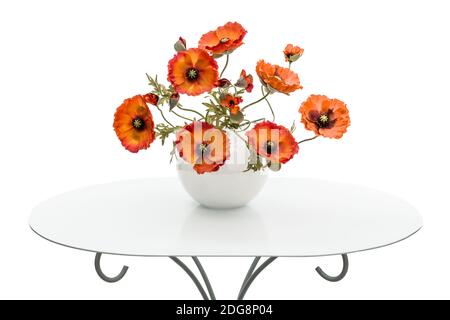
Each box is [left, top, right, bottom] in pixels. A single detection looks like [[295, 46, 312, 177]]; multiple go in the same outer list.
[[30, 224, 423, 258]]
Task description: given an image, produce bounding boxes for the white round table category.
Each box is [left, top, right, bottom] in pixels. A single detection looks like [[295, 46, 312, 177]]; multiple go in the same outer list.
[[29, 178, 422, 300]]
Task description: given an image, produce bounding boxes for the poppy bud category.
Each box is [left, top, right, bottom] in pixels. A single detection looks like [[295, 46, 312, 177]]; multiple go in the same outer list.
[[217, 78, 231, 88], [142, 93, 159, 106], [169, 92, 180, 110], [235, 77, 248, 88], [174, 37, 187, 52], [235, 70, 254, 93], [230, 109, 244, 124]]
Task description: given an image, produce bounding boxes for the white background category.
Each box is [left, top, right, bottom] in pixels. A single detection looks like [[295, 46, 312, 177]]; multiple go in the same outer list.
[[0, 0, 449, 299]]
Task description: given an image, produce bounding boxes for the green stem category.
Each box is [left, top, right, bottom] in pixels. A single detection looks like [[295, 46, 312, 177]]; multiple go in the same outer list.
[[251, 117, 266, 124], [241, 117, 266, 127], [155, 105, 175, 127], [298, 135, 318, 144], [236, 121, 251, 132], [241, 91, 271, 111], [177, 104, 205, 120], [261, 86, 275, 122], [236, 117, 265, 132], [170, 110, 193, 122], [220, 54, 230, 78]]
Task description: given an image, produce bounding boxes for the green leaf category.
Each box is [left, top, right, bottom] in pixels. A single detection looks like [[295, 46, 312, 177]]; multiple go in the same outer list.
[[169, 141, 177, 164], [202, 102, 214, 109], [155, 123, 180, 146], [245, 151, 265, 172], [290, 120, 297, 133]]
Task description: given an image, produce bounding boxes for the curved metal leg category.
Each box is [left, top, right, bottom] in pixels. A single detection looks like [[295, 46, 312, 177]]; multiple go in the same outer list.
[[238, 257, 277, 300], [170, 257, 210, 300], [315, 254, 349, 282], [94, 253, 129, 283], [91, 254, 349, 298], [238, 257, 261, 298], [192, 257, 216, 300]]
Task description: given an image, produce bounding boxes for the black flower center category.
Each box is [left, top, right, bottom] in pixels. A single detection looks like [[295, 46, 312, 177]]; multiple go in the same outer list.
[[228, 100, 235, 106], [132, 117, 146, 131], [317, 114, 330, 128], [186, 68, 200, 81], [265, 140, 277, 155], [308, 110, 337, 130]]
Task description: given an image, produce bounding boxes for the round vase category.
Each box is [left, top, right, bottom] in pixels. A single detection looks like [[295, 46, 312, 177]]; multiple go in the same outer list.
[[177, 163, 268, 209], [176, 130, 268, 209]]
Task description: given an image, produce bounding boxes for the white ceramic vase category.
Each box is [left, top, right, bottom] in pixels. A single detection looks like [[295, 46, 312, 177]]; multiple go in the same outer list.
[[176, 131, 268, 209]]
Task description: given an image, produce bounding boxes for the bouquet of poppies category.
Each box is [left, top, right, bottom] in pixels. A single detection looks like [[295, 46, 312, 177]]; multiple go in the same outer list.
[[113, 22, 350, 174]]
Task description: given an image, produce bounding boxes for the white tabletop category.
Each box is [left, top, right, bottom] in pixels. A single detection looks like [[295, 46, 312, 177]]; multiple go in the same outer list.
[[29, 178, 422, 257]]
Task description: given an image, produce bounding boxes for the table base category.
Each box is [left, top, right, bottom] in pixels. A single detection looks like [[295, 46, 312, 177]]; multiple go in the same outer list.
[[94, 253, 349, 300]]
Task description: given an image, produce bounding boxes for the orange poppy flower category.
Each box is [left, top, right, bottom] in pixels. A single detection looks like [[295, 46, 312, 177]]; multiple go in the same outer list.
[[284, 44, 304, 63], [168, 48, 219, 96], [246, 121, 299, 164], [256, 60, 302, 94], [236, 69, 254, 93], [198, 22, 247, 56], [113, 95, 155, 153], [176, 122, 230, 174], [220, 94, 243, 115], [142, 93, 159, 106], [299, 94, 350, 139]]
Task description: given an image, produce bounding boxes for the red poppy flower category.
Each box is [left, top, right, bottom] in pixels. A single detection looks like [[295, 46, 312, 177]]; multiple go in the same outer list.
[[236, 69, 254, 93], [142, 93, 159, 106], [198, 22, 247, 56], [113, 95, 155, 153], [299, 94, 350, 139], [168, 48, 219, 96], [246, 121, 299, 164], [284, 44, 304, 63], [256, 60, 302, 94], [176, 122, 230, 174]]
